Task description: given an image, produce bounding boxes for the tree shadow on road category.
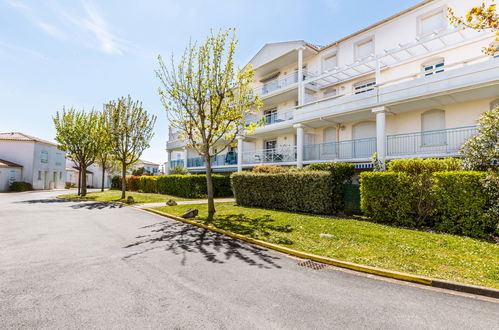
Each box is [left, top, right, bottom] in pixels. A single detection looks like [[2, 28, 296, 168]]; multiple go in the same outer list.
[[122, 221, 282, 269], [16, 199, 124, 209]]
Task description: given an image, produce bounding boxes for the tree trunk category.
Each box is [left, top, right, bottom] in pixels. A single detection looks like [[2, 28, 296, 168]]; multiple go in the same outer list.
[[204, 155, 215, 219], [101, 161, 106, 192], [121, 162, 127, 200], [81, 166, 87, 197], [77, 164, 81, 196]]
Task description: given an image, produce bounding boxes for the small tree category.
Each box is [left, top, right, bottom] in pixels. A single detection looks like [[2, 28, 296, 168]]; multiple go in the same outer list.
[[156, 28, 261, 217], [106, 95, 156, 199], [53, 107, 101, 196], [95, 111, 113, 191], [460, 107, 499, 171], [170, 165, 188, 175], [448, 2, 498, 56]]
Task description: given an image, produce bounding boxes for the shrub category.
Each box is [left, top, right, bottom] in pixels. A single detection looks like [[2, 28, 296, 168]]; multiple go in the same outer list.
[[432, 172, 492, 238], [111, 176, 121, 189], [9, 181, 32, 192], [387, 157, 461, 175], [113, 174, 232, 198], [252, 165, 300, 173], [307, 162, 355, 212], [170, 165, 188, 175], [231, 171, 334, 215], [360, 172, 417, 226], [481, 173, 499, 235]]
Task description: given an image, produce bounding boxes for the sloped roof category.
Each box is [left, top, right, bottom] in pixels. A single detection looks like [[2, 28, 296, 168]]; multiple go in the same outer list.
[[0, 159, 23, 168], [248, 40, 319, 70], [138, 159, 160, 166], [0, 132, 58, 147]]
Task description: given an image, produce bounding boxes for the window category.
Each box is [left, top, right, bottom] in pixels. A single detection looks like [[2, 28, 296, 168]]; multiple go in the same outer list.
[[421, 109, 446, 145], [263, 108, 277, 124], [422, 58, 445, 76], [38, 171, 42, 180], [55, 153, 62, 166], [323, 54, 337, 72], [355, 38, 374, 59], [354, 80, 376, 94], [40, 151, 48, 163], [59, 172, 62, 180], [419, 9, 446, 36]]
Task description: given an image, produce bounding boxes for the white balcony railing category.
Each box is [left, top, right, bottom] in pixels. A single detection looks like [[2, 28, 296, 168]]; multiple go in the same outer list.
[[254, 70, 315, 97], [386, 126, 477, 157], [242, 146, 297, 165], [304, 138, 377, 161]]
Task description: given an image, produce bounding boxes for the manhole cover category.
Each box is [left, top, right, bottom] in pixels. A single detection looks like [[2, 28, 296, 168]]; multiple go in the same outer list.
[[298, 259, 328, 270]]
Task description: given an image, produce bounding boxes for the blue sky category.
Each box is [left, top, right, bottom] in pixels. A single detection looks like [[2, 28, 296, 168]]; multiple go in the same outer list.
[[0, 0, 422, 164]]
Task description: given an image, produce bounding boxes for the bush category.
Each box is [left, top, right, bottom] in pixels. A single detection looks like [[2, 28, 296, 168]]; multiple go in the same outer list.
[[252, 165, 300, 173], [307, 162, 355, 212], [113, 174, 232, 198], [9, 181, 32, 192], [481, 173, 499, 235], [231, 171, 334, 215], [360, 172, 417, 226], [111, 176, 121, 189], [388, 157, 461, 175], [432, 171, 493, 238], [170, 165, 188, 175]]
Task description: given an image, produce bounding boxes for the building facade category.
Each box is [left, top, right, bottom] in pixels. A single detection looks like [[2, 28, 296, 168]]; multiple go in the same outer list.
[[166, 0, 499, 173], [0, 132, 66, 190], [65, 158, 112, 189]]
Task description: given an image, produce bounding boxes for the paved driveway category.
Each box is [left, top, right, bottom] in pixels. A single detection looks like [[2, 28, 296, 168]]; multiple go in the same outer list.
[[0, 191, 498, 329]]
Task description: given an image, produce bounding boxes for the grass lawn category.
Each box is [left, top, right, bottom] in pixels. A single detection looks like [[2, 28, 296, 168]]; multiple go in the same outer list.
[[58, 190, 194, 204], [153, 202, 499, 288]]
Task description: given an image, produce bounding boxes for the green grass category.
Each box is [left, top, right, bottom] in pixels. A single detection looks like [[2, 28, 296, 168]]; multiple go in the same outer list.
[[154, 202, 499, 288], [58, 190, 194, 204]]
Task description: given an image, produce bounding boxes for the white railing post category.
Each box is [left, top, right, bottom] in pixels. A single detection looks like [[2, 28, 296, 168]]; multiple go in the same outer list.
[[237, 135, 244, 172], [166, 150, 172, 174], [294, 124, 305, 168], [372, 106, 387, 166], [182, 147, 188, 169]]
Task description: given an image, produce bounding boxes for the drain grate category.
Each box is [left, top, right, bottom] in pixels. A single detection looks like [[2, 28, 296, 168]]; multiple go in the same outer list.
[[298, 259, 328, 270]]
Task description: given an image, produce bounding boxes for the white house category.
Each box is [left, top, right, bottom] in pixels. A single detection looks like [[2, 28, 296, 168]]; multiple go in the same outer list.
[[0, 159, 23, 192], [0, 132, 66, 190], [132, 159, 160, 175], [166, 0, 499, 173], [65, 158, 113, 189]]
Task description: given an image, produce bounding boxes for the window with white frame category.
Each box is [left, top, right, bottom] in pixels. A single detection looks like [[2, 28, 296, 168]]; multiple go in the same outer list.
[[419, 9, 446, 36], [422, 58, 445, 76], [354, 79, 376, 94], [421, 109, 446, 145], [263, 108, 277, 124], [355, 38, 374, 59], [38, 171, 42, 180], [323, 53, 337, 72], [40, 151, 48, 163], [55, 152, 62, 166]]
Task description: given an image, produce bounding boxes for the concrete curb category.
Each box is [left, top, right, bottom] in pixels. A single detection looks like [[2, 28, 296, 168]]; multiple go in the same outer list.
[[142, 207, 499, 300]]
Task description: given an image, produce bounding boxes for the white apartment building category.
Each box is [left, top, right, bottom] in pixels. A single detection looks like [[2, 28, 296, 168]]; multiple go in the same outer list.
[[166, 0, 499, 173], [65, 158, 112, 189], [0, 132, 66, 190]]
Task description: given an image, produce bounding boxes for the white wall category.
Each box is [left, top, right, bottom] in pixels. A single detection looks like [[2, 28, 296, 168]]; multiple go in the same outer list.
[[0, 167, 22, 192]]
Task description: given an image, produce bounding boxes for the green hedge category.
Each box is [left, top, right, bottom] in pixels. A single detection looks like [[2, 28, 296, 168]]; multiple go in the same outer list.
[[9, 181, 32, 192], [432, 171, 493, 238], [113, 175, 232, 199], [360, 170, 497, 238], [307, 162, 355, 212], [231, 171, 334, 215]]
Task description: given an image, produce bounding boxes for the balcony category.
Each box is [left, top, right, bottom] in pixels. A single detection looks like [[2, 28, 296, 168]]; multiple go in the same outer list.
[[242, 146, 297, 165], [254, 70, 315, 98], [169, 159, 184, 168], [386, 126, 477, 158], [304, 138, 377, 162], [187, 152, 238, 168]]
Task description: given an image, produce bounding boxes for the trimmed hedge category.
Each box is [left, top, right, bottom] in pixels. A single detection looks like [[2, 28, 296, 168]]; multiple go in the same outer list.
[[388, 157, 461, 174], [231, 171, 334, 215], [432, 171, 492, 238], [360, 170, 497, 238], [9, 181, 32, 192], [112, 175, 232, 199], [307, 162, 355, 212]]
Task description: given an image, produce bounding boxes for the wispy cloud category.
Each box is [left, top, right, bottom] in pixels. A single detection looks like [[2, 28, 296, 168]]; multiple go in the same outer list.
[[3, 0, 128, 55]]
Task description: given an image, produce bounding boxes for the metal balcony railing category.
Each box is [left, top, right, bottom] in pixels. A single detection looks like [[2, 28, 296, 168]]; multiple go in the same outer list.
[[242, 146, 297, 164], [304, 137, 377, 161], [186, 152, 238, 168], [254, 70, 314, 97], [386, 126, 478, 157]]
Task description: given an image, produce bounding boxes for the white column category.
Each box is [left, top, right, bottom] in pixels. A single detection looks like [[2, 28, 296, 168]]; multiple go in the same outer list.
[[236, 136, 244, 172], [166, 150, 172, 174], [182, 147, 188, 169], [372, 106, 387, 165], [297, 47, 304, 106], [294, 124, 305, 168]]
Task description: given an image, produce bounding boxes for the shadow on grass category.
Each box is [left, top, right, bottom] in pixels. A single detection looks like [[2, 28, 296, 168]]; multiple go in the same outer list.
[[17, 198, 124, 209], [122, 220, 283, 269]]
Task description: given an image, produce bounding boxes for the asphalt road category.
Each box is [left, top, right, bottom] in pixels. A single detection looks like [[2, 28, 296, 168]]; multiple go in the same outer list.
[[1, 190, 498, 329]]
